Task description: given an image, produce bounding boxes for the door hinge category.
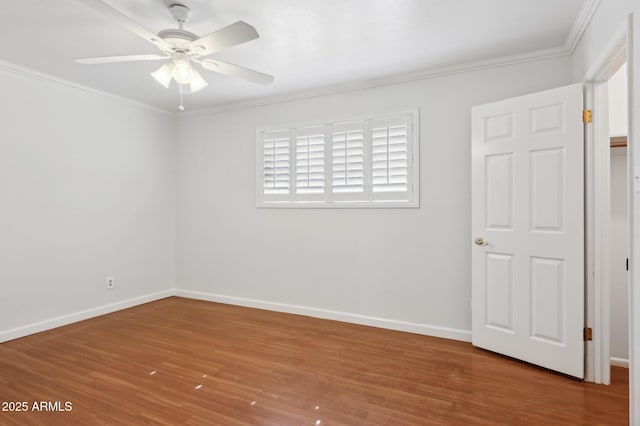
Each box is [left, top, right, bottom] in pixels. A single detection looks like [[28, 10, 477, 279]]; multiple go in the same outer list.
[[583, 109, 593, 124], [583, 327, 593, 341]]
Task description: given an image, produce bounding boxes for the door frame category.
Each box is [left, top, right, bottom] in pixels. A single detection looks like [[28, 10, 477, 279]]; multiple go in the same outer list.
[[583, 17, 632, 385]]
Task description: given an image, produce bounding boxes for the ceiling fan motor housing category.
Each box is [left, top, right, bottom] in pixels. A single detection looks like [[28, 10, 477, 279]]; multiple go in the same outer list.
[[160, 4, 203, 53], [158, 29, 198, 46]]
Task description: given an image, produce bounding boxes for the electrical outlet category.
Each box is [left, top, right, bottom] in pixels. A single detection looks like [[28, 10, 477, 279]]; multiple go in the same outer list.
[[106, 276, 115, 290]]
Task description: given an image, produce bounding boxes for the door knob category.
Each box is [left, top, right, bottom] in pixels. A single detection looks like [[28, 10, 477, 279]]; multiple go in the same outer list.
[[475, 237, 487, 246]]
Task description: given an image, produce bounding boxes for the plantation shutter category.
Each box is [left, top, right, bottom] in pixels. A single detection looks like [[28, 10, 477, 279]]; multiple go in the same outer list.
[[370, 115, 413, 201], [295, 126, 325, 199], [331, 122, 366, 200], [256, 111, 418, 207], [260, 130, 290, 202]]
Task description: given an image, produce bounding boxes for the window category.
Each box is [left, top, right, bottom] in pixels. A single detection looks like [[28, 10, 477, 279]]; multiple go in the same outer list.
[[257, 111, 418, 207]]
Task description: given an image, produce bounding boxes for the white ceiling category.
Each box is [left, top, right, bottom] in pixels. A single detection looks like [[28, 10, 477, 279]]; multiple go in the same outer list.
[[0, 0, 585, 112]]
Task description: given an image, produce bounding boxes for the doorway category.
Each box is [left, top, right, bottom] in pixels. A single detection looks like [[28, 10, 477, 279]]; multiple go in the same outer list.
[[585, 25, 631, 384], [608, 63, 630, 379]]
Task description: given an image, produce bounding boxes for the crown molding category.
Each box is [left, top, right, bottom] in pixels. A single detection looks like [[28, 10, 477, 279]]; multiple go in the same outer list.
[[0, 59, 174, 117], [565, 0, 602, 54], [180, 45, 570, 117]]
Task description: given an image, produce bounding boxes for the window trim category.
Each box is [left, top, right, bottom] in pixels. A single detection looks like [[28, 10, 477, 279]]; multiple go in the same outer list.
[[256, 110, 420, 208]]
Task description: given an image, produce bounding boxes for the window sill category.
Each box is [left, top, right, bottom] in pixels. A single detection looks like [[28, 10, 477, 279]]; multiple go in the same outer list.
[[256, 200, 420, 209]]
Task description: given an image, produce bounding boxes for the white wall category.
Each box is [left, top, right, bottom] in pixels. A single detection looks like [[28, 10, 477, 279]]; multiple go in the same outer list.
[[571, 0, 639, 420], [0, 66, 176, 341], [610, 147, 629, 362], [175, 56, 572, 339]]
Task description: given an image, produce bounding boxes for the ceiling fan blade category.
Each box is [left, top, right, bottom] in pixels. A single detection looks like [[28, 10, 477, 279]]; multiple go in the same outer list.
[[200, 59, 274, 86], [79, 0, 169, 51], [190, 21, 259, 57], [76, 54, 169, 65]]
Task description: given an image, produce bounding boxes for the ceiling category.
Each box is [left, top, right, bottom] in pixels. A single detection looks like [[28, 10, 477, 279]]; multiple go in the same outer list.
[[0, 0, 586, 112]]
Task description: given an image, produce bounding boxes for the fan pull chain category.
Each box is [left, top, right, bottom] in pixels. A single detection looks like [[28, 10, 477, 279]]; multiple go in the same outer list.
[[179, 84, 185, 111]]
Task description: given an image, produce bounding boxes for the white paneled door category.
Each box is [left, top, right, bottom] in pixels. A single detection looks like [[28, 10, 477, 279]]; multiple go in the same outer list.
[[471, 84, 584, 378]]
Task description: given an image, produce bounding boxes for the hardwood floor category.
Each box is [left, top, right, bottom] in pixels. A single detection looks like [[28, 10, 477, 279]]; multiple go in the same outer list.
[[0, 297, 628, 425]]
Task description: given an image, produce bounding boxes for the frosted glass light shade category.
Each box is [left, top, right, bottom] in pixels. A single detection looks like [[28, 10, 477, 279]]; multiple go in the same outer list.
[[151, 63, 174, 88], [172, 59, 194, 84], [189, 70, 208, 93], [151, 58, 208, 96]]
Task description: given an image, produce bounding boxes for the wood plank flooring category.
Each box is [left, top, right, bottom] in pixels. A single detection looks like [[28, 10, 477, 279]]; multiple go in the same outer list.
[[0, 297, 629, 425]]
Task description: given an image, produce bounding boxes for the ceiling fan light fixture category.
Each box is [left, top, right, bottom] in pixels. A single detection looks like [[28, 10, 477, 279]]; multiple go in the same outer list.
[[151, 63, 174, 88], [189, 70, 208, 93], [172, 58, 194, 84]]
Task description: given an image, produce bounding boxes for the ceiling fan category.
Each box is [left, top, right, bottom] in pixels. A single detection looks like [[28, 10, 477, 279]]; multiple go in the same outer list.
[[76, 0, 274, 109]]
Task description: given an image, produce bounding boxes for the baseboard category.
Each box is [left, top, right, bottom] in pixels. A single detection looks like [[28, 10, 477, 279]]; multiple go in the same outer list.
[[174, 289, 472, 342], [610, 357, 630, 368], [0, 289, 174, 343], [1, 288, 473, 344]]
